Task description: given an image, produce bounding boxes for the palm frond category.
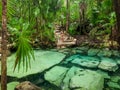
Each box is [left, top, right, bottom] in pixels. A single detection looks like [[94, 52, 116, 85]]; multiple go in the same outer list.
[[14, 31, 35, 72]]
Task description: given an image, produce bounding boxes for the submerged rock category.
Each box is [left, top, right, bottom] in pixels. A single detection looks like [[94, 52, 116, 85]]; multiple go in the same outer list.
[[98, 58, 118, 71], [88, 48, 100, 56], [64, 54, 80, 64], [0, 50, 66, 78], [71, 56, 100, 68], [116, 58, 120, 65], [110, 76, 120, 83], [97, 49, 112, 57], [76, 46, 89, 51], [97, 70, 110, 79], [45, 66, 104, 90], [111, 50, 120, 57], [75, 49, 85, 54], [44, 66, 69, 87], [69, 70, 104, 90], [107, 75, 120, 90], [107, 81, 120, 89], [63, 66, 84, 90], [75, 46, 89, 54]]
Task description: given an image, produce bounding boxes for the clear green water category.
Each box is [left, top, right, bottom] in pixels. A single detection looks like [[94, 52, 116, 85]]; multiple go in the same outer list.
[[1, 48, 120, 90]]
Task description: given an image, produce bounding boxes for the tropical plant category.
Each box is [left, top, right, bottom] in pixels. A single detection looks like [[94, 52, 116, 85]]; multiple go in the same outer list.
[[11, 22, 35, 71], [1, 0, 35, 72]]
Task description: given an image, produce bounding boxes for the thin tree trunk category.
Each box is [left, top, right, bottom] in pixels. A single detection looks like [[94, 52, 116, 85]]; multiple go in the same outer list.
[[1, 0, 7, 90], [79, 2, 82, 34], [66, 0, 70, 32], [113, 0, 120, 47], [79, 1, 87, 35]]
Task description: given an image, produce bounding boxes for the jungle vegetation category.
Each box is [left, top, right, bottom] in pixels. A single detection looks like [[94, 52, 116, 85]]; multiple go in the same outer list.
[[1, 0, 120, 90]]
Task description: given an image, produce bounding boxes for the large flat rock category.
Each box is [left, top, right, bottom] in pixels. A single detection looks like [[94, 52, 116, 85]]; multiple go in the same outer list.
[[0, 50, 66, 78], [70, 70, 104, 90], [98, 57, 118, 72], [63, 66, 84, 90], [44, 66, 69, 87], [45, 66, 104, 90], [71, 56, 100, 68]]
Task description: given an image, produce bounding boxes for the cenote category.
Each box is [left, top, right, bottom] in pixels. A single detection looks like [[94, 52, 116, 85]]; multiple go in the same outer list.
[[1, 0, 120, 90], [1, 47, 120, 90]]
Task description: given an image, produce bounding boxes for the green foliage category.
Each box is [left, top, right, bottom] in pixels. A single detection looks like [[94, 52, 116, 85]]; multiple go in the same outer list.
[[1, 0, 117, 70], [89, 27, 98, 39], [70, 0, 80, 22], [14, 30, 35, 71], [39, 24, 55, 42], [54, 0, 66, 25], [87, 0, 113, 26], [8, 17, 35, 71], [69, 22, 78, 35], [12, 22, 35, 71]]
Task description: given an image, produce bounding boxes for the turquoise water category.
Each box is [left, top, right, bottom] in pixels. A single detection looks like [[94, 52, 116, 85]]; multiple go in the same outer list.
[[1, 47, 120, 90]]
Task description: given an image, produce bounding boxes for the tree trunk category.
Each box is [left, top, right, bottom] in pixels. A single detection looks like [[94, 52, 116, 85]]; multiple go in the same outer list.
[[79, 1, 87, 35], [1, 0, 8, 90], [113, 0, 120, 47], [66, 0, 70, 32]]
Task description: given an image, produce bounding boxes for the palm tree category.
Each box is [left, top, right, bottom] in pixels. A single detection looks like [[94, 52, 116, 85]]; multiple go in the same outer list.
[[1, 0, 7, 90], [5, 0, 35, 71]]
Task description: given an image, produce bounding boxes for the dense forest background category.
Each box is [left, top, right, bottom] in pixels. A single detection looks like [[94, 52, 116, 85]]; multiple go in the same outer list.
[[1, 0, 120, 90], [0, 0, 120, 49]]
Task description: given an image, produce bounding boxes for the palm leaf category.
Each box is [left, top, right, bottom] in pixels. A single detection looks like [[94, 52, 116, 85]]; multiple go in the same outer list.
[[13, 31, 35, 72]]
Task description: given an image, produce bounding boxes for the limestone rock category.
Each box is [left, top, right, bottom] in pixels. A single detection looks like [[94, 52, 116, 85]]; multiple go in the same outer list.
[[107, 81, 120, 89], [44, 66, 69, 87], [71, 56, 100, 68], [97, 49, 112, 57], [116, 58, 120, 65], [15, 81, 41, 90], [88, 48, 100, 56], [107, 76, 120, 89], [75, 50, 85, 54], [76, 46, 89, 51], [44, 65, 104, 90], [98, 58, 118, 71], [44, 66, 104, 90], [63, 66, 84, 90], [111, 50, 120, 57], [0, 50, 66, 78], [110, 76, 120, 83], [70, 70, 104, 90], [64, 54, 80, 64], [97, 70, 110, 79]]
